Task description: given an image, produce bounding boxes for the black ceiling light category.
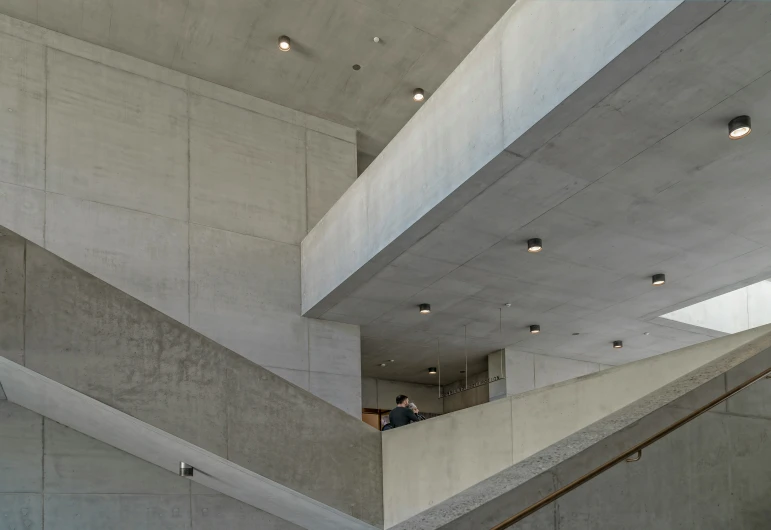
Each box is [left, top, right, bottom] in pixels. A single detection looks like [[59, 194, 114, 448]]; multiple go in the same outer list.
[[527, 238, 543, 253], [419, 303, 431, 314], [529, 324, 541, 334], [428, 367, 437, 374], [728, 115, 751, 140], [652, 273, 666, 286], [413, 88, 425, 102], [613, 340, 623, 349], [278, 35, 291, 51]]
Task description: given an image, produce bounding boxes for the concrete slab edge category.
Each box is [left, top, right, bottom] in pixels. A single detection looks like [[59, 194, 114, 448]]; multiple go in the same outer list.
[[0, 357, 378, 530]]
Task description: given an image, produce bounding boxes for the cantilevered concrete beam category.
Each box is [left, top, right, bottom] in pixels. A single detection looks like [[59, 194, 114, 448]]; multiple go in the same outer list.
[[301, 0, 724, 317]]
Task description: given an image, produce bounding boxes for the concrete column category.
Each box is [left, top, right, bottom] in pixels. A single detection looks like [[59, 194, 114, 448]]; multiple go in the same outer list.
[[489, 348, 601, 400]]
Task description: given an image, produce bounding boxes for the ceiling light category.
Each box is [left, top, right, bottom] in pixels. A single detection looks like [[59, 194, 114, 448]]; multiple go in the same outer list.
[[413, 88, 425, 102], [278, 35, 291, 51], [652, 273, 666, 286], [728, 115, 751, 139], [529, 324, 541, 334], [379, 363, 387, 367], [428, 367, 437, 374], [504, 302, 512, 307], [613, 340, 623, 349], [179, 462, 194, 477], [419, 303, 431, 314], [389, 359, 395, 363], [527, 238, 543, 253]]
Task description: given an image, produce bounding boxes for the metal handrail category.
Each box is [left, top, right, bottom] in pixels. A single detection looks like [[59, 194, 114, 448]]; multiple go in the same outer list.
[[491, 364, 771, 530]]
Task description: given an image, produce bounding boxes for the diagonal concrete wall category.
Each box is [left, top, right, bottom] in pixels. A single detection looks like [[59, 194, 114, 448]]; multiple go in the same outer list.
[[0, 399, 305, 530], [0, 359, 376, 530], [392, 324, 771, 529], [0, 228, 383, 527], [382, 324, 771, 527], [301, 0, 727, 316]]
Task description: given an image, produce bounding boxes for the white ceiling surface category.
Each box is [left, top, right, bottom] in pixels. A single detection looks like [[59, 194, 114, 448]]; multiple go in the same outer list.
[[321, 2, 771, 384], [0, 0, 515, 167]]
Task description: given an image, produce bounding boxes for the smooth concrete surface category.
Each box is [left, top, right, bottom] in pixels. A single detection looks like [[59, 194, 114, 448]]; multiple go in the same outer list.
[[392, 324, 771, 530], [0, 20, 360, 413], [362, 377, 443, 415], [0, 400, 304, 530], [663, 279, 771, 335], [489, 349, 602, 400], [0, 360, 377, 530], [0, 232, 382, 527], [302, 0, 687, 316], [382, 325, 771, 527], [0, 1, 517, 163]]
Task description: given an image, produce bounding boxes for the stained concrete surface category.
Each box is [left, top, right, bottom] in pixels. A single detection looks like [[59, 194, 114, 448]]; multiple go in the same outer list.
[[0, 401, 303, 530], [0, 229, 23, 366], [2, 231, 382, 526]]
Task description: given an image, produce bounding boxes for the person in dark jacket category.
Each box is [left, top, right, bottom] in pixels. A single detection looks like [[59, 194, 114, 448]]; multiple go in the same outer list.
[[389, 395, 421, 428]]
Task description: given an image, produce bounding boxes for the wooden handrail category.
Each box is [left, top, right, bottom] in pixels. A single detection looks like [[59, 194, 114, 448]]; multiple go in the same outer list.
[[491, 364, 771, 530]]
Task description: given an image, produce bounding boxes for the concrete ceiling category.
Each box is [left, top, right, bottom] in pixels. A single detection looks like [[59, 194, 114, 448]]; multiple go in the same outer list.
[[318, 1, 771, 385], [0, 0, 516, 170]]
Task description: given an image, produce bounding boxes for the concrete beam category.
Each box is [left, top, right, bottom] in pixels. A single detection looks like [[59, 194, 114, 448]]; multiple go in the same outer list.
[[0, 358, 377, 530], [302, 0, 724, 316]]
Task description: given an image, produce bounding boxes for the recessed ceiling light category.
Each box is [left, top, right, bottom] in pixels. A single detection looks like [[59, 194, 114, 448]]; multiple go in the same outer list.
[[652, 273, 666, 286], [504, 302, 512, 307], [413, 88, 425, 102], [379, 363, 387, 367], [428, 367, 437, 374], [419, 303, 431, 314], [527, 238, 543, 253], [613, 340, 623, 349], [278, 35, 291, 51], [529, 324, 541, 334], [728, 115, 751, 140], [389, 359, 395, 363]]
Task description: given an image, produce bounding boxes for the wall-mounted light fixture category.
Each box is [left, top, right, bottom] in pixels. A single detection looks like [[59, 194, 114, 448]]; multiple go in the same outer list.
[[179, 462, 194, 477]]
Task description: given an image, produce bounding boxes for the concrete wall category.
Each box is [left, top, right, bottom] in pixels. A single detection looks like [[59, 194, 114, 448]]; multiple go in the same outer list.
[[441, 371, 490, 414], [381, 329, 766, 527], [0, 19, 360, 414], [512, 369, 771, 529], [0, 400, 303, 530], [362, 377, 443, 415], [663, 280, 771, 335], [0, 231, 383, 527], [489, 349, 612, 400]]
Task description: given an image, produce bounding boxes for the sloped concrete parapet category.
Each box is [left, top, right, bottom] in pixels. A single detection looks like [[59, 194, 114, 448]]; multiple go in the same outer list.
[[391, 325, 771, 529], [0, 227, 383, 528]]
